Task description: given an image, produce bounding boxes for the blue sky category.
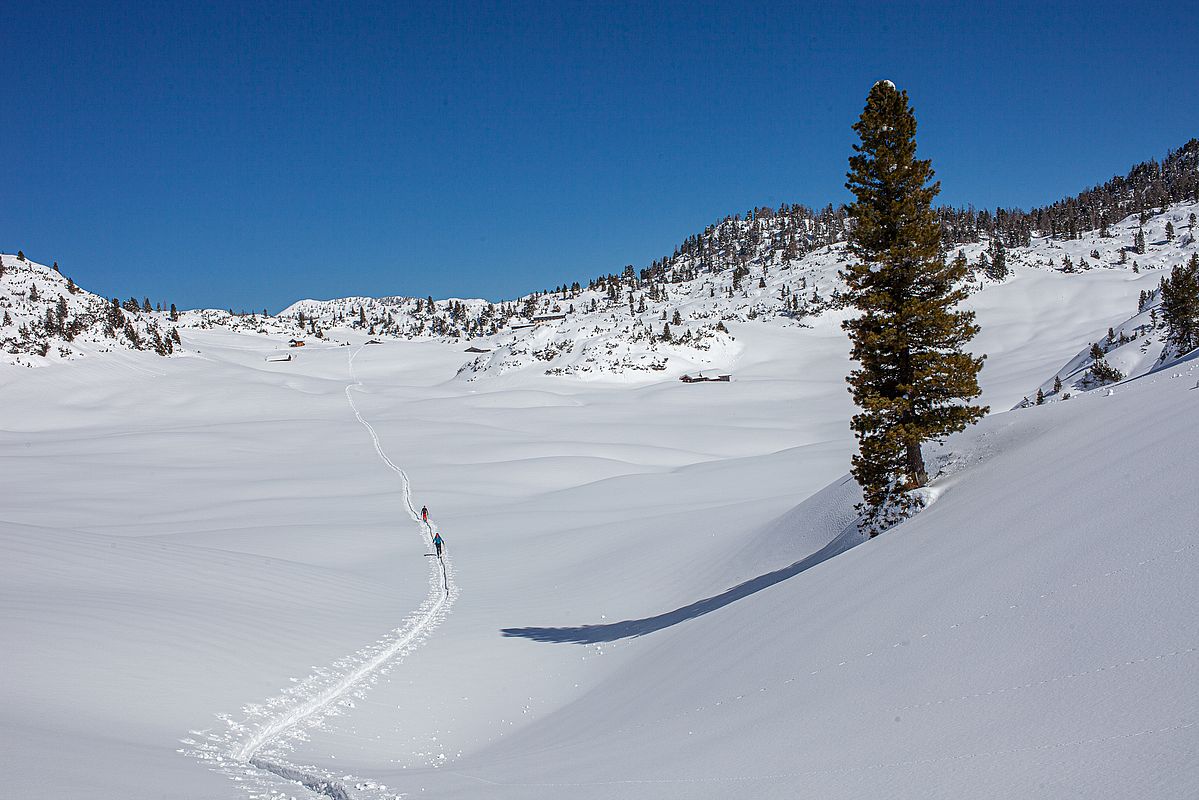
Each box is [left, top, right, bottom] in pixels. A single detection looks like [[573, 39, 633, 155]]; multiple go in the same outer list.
[[3, 1, 1197, 311]]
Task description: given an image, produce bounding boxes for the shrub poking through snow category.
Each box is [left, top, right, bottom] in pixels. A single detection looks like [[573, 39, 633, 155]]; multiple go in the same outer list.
[[1086, 358, 1124, 386]]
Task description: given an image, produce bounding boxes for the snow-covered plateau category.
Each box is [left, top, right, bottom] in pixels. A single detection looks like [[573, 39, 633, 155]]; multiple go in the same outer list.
[[2, 200, 1197, 799]]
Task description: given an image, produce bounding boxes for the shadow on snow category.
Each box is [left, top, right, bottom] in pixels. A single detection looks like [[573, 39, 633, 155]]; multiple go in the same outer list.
[[501, 524, 862, 644]]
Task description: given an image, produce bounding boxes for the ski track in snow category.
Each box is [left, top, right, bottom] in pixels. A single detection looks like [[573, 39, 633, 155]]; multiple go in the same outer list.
[[184, 345, 456, 800]]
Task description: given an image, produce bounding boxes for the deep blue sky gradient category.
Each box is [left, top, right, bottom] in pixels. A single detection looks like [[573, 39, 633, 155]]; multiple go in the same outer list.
[[3, 1, 1197, 310]]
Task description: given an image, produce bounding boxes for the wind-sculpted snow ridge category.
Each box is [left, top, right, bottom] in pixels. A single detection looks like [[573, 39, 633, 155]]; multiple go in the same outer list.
[[184, 346, 457, 800]]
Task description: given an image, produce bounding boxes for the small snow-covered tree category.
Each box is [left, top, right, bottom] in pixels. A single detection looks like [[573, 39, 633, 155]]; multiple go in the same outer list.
[[1088, 358, 1124, 385], [987, 239, 1008, 281]]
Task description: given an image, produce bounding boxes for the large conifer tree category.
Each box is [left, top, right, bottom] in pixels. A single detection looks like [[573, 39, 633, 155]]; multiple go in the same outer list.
[[842, 81, 987, 533]]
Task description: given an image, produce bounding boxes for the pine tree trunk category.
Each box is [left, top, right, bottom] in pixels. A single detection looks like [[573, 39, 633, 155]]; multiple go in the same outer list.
[[906, 440, 928, 488]]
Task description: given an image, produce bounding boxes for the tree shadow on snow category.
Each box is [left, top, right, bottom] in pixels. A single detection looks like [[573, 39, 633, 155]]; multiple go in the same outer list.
[[501, 524, 863, 644]]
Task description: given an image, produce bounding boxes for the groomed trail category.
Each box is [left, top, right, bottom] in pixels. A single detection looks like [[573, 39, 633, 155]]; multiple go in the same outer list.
[[186, 345, 456, 800]]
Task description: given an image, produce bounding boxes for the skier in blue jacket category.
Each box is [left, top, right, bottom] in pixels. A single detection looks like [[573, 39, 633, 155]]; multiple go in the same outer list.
[[432, 532, 444, 559]]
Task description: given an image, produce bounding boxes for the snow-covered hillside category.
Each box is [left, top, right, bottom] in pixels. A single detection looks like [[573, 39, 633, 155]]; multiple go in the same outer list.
[[8, 191, 1196, 380], [459, 200, 1198, 381], [1027, 246, 1198, 402], [2, 264, 1195, 799], [281, 295, 505, 340], [426, 348, 1199, 800], [0, 253, 184, 366], [265, 201, 1199, 383], [0, 252, 334, 367], [3, 147, 1197, 800], [173, 307, 303, 339]]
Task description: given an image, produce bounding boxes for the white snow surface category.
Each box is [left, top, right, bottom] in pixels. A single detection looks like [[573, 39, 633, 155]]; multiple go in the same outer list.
[[2, 204, 1198, 799]]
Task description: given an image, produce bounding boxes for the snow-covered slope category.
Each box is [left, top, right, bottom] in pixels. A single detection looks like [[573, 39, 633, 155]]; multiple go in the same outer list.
[[281, 295, 505, 340], [10, 193, 1195, 381], [2, 274, 1195, 798], [0, 253, 184, 366], [1030, 259, 1196, 401], [0, 252, 333, 367], [413, 351, 1199, 800], [269, 201, 1199, 383], [172, 306, 304, 339], [3, 153, 1197, 799], [457, 199, 1197, 382]]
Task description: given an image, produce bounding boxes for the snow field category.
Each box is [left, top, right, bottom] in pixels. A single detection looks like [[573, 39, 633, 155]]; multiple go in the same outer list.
[[397, 364, 1198, 799], [2, 203, 1197, 798]]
